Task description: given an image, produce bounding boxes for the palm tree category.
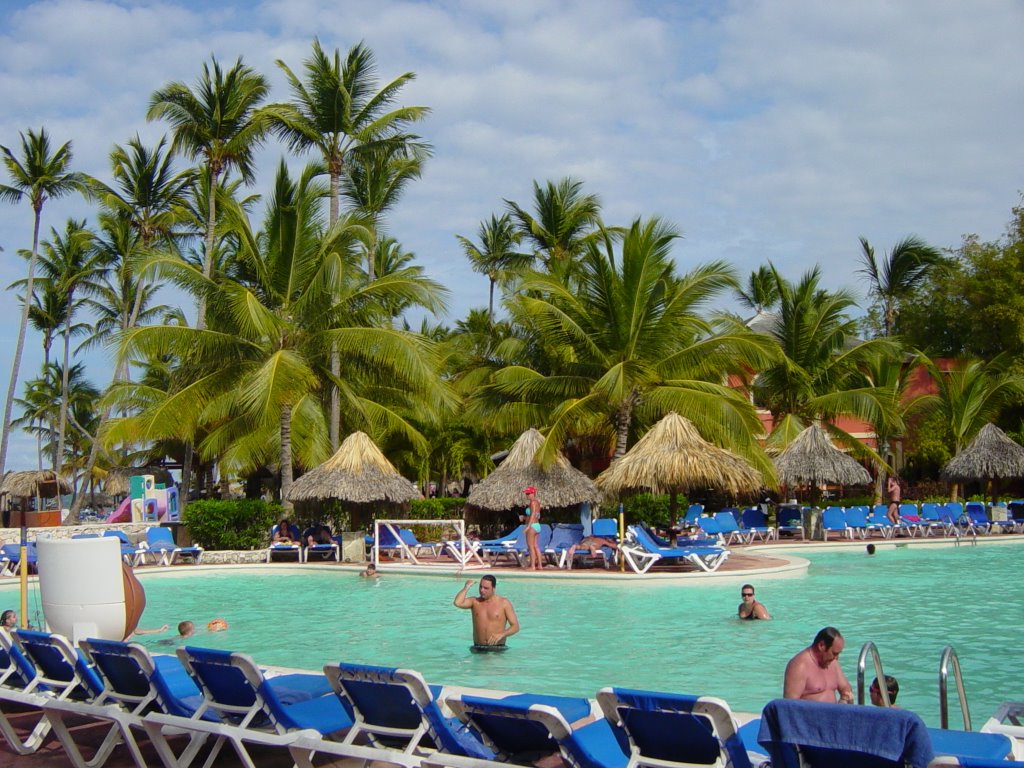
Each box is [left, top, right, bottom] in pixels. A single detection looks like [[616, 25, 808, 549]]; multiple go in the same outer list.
[[107, 162, 448, 508], [269, 39, 430, 229], [0, 128, 88, 482], [857, 235, 945, 336], [736, 265, 780, 314], [457, 214, 531, 320], [483, 217, 778, 467], [147, 56, 270, 331], [752, 265, 901, 452], [505, 177, 603, 273]]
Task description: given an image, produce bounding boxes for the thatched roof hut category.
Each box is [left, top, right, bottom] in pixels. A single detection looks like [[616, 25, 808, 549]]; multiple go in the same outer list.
[[102, 466, 175, 497], [287, 431, 421, 505], [0, 470, 71, 499], [773, 424, 871, 491], [596, 412, 764, 516], [941, 423, 1024, 481], [465, 428, 600, 512]]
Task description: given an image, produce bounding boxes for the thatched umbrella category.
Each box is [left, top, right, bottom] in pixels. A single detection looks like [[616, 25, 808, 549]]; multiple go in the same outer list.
[[287, 431, 421, 509], [596, 412, 764, 517], [0, 470, 71, 500], [465, 428, 600, 512], [773, 423, 871, 499], [941, 423, 1024, 503]]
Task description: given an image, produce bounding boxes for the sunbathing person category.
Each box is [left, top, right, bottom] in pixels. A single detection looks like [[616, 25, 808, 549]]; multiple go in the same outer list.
[[272, 518, 296, 544], [453, 575, 519, 651], [563, 535, 618, 569]]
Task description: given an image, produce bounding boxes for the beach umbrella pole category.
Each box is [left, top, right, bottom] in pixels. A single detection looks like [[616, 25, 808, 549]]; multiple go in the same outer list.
[[19, 525, 28, 628]]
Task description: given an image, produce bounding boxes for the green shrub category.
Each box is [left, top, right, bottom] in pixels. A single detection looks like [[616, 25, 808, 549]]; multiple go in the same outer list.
[[619, 493, 677, 526], [182, 499, 284, 550], [409, 497, 465, 519]]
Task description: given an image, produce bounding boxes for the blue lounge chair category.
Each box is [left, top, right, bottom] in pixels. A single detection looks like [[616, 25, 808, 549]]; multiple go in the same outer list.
[[714, 511, 751, 545], [101, 530, 147, 566], [143, 645, 354, 768], [438, 691, 627, 768], [844, 506, 878, 539], [510, 523, 553, 566], [741, 507, 777, 542], [43, 636, 213, 768], [596, 686, 754, 768], [622, 525, 729, 574], [919, 503, 948, 536], [478, 525, 525, 564], [144, 526, 204, 565], [777, 507, 805, 539], [545, 523, 585, 568], [0, 628, 47, 754], [0, 542, 39, 573], [870, 505, 895, 539], [962, 503, 992, 536], [400, 528, 440, 557], [266, 522, 301, 562], [822, 507, 851, 540], [697, 516, 724, 544]]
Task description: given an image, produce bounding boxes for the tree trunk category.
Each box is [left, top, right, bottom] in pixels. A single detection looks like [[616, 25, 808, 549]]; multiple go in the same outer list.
[[0, 208, 44, 482], [280, 404, 293, 511], [329, 168, 341, 449], [196, 167, 219, 332], [180, 442, 194, 515], [55, 294, 74, 493], [613, 390, 639, 459], [488, 278, 495, 322]]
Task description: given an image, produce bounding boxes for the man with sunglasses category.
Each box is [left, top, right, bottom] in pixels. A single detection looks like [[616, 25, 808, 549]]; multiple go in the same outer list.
[[737, 584, 771, 620]]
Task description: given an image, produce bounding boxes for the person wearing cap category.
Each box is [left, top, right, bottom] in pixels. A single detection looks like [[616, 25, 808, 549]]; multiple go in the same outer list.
[[521, 486, 543, 571]]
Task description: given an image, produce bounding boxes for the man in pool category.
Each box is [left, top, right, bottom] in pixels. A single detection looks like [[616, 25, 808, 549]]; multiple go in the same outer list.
[[783, 626, 854, 703], [737, 584, 771, 620], [453, 574, 520, 651], [870, 674, 900, 707]]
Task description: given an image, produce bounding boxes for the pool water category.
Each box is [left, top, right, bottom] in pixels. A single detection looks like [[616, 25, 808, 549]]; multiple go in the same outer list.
[[71, 544, 1024, 725]]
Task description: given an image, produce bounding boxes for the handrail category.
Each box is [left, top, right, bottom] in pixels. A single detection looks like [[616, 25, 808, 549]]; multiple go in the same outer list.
[[940, 645, 971, 730], [856, 641, 890, 707]]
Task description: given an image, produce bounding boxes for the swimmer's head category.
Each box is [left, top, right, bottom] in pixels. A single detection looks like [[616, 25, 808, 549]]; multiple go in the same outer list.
[[866, 543, 876, 555], [178, 621, 194, 637]]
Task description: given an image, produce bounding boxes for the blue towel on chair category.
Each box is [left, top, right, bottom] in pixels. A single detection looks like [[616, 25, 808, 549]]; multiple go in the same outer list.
[[758, 699, 934, 768]]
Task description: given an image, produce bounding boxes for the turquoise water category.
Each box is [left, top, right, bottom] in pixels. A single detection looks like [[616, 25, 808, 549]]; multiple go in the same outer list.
[[19, 543, 1024, 726]]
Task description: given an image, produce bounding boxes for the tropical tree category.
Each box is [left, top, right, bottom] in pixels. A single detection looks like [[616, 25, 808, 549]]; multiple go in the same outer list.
[[857, 235, 945, 336], [147, 56, 270, 331], [269, 38, 430, 230], [0, 128, 88, 481], [457, 213, 530, 320], [505, 177, 602, 273], [735, 265, 780, 314], [752, 266, 900, 452], [106, 162, 448, 508], [482, 217, 778, 467]]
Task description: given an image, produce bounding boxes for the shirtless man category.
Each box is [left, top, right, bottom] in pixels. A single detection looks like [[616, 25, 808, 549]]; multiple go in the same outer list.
[[737, 584, 771, 620], [783, 626, 854, 703], [453, 575, 520, 650]]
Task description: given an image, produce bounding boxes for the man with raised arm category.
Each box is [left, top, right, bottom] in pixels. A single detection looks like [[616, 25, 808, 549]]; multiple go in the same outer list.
[[453, 574, 520, 651], [783, 626, 854, 703]]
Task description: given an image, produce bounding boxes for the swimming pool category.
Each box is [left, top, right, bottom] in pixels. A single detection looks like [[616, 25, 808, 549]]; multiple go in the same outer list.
[[18, 542, 1024, 726]]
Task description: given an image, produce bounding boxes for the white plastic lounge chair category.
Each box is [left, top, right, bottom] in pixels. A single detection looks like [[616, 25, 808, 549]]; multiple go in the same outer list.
[[0, 628, 49, 754], [102, 531, 147, 566], [142, 645, 354, 768], [621, 525, 729, 574], [144, 526, 203, 566]]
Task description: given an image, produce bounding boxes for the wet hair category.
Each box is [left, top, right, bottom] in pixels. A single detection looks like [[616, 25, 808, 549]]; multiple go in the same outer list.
[[481, 574, 497, 588], [741, 583, 755, 594], [871, 674, 900, 702], [0, 610, 14, 625], [177, 621, 194, 636], [813, 626, 843, 649], [866, 543, 876, 555]]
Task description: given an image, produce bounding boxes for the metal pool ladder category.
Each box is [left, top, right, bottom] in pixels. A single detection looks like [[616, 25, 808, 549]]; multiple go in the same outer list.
[[940, 645, 972, 730], [856, 641, 892, 706]]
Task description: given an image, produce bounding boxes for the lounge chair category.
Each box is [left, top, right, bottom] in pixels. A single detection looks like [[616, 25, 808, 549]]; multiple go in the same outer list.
[[697, 516, 725, 544], [478, 525, 525, 564], [714, 511, 751, 545], [291, 662, 492, 768], [0, 629, 104, 756], [1, 542, 39, 573], [143, 645, 353, 768], [919, 503, 948, 537], [545, 523, 585, 568], [741, 507, 777, 542], [870, 505, 895, 539], [266, 523, 301, 562], [144, 526, 204, 566], [621, 525, 729, 574], [962, 503, 992, 536], [596, 686, 754, 768], [844, 506, 876, 539], [433, 691, 626, 768], [102, 530, 147, 566], [509, 523, 553, 566], [777, 507, 805, 539], [821, 507, 852, 541], [400, 527, 442, 557], [43, 636, 213, 768]]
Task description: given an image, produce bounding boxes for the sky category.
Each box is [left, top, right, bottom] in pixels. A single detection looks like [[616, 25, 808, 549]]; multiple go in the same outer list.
[[0, 0, 1022, 470]]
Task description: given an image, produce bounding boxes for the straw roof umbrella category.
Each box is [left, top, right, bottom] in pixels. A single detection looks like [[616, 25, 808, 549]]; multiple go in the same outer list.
[[102, 466, 175, 497], [287, 431, 421, 506], [0, 470, 71, 499], [465, 428, 600, 512], [941, 423, 1024, 502], [773, 423, 871, 498], [596, 412, 764, 517]]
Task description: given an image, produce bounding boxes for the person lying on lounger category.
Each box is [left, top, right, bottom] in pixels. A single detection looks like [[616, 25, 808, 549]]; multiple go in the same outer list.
[[563, 536, 619, 569]]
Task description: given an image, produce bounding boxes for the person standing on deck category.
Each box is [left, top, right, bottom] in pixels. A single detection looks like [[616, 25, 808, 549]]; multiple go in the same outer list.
[[886, 475, 902, 526], [521, 487, 543, 571]]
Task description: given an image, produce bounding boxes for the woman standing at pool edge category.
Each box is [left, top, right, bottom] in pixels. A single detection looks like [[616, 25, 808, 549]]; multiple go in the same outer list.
[[522, 487, 543, 571]]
